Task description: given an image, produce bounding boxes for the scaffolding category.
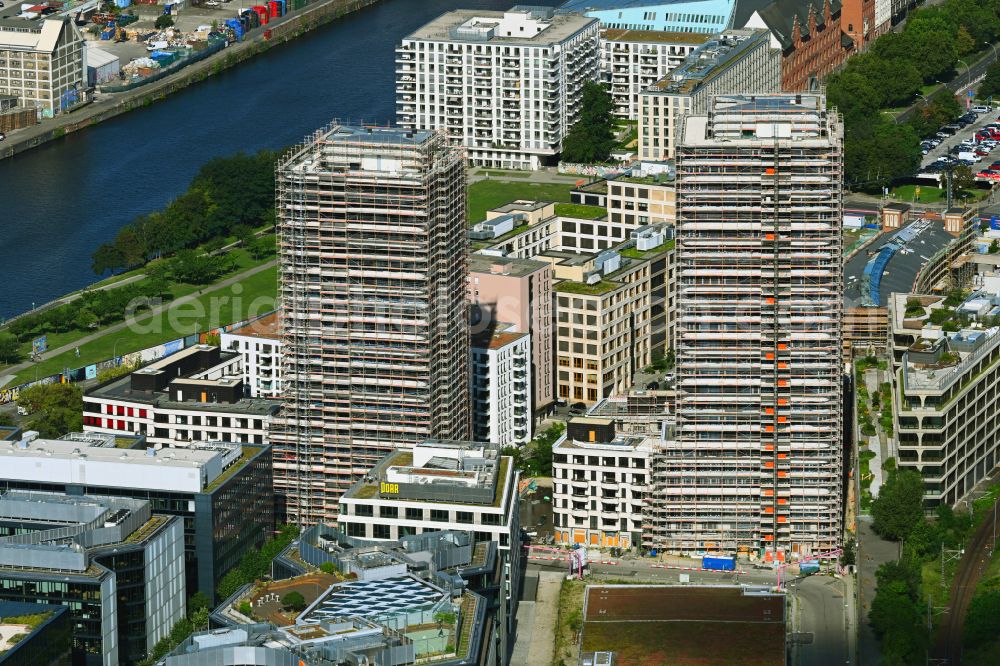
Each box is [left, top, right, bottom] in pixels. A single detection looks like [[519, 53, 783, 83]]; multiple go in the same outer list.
[[645, 95, 845, 560], [271, 123, 471, 525]]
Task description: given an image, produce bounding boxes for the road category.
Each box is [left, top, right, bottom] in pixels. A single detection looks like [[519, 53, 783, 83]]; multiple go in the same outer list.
[[790, 574, 853, 666], [857, 516, 900, 665], [896, 49, 1000, 125]]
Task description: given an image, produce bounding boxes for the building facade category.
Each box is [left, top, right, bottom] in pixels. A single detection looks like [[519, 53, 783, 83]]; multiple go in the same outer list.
[[82, 345, 278, 448], [0, 494, 185, 666], [274, 125, 470, 524], [0, 18, 85, 117], [0, 601, 71, 666], [657, 94, 844, 561], [220, 312, 284, 399], [0, 429, 274, 602], [600, 29, 707, 120], [471, 328, 532, 446], [469, 254, 555, 415], [638, 29, 780, 161], [561, 0, 740, 34], [396, 7, 599, 169], [552, 417, 652, 549]]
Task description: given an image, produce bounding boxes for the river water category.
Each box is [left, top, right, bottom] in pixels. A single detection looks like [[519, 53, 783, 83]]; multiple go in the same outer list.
[[0, 0, 556, 319]]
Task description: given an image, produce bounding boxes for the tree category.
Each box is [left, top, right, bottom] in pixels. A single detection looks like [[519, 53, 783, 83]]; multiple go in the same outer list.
[[560, 81, 616, 164], [154, 14, 174, 29], [0, 332, 21, 364], [872, 469, 925, 541], [17, 383, 83, 438], [842, 537, 856, 566], [188, 591, 212, 614], [980, 60, 1000, 101], [964, 584, 1000, 648], [954, 165, 976, 191], [281, 591, 306, 612]]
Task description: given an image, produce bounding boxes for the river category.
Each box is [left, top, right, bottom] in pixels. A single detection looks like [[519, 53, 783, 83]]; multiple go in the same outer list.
[[0, 0, 557, 320]]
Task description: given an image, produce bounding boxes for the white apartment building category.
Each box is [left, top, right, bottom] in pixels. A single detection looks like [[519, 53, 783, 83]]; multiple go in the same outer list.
[[0, 18, 85, 117], [638, 28, 780, 161], [396, 7, 599, 170], [658, 94, 844, 561], [889, 292, 1000, 508], [220, 311, 284, 399], [552, 417, 652, 549], [471, 327, 532, 446], [337, 441, 520, 553], [82, 345, 279, 447], [600, 29, 707, 120]]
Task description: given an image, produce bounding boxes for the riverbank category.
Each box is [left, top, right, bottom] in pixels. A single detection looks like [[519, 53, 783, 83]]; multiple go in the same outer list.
[[0, 0, 381, 161]]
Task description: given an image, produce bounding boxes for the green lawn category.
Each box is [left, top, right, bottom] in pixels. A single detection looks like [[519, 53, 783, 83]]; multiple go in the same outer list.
[[467, 180, 575, 222], [554, 203, 606, 219], [9, 266, 277, 385], [890, 184, 986, 204]]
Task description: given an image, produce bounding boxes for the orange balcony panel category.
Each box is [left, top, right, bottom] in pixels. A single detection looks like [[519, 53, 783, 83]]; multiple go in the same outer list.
[[764, 425, 775, 432], [777, 416, 788, 423], [777, 453, 788, 459], [778, 343, 788, 350], [777, 516, 788, 523], [764, 233, 775, 241], [777, 380, 789, 387], [763, 489, 775, 496], [777, 471, 788, 478], [764, 407, 775, 415], [778, 398, 788, 406], [764, 506, 775, 514], [763, 534, 774, 541], [766, 297, 776, 304], [777, 362, 789, 369], [764, 352, 775, 360], [777, 497, 788, 504], [763, 444, 775, 451], [764, 167, 776, 175], [764, 461, 775, 469]]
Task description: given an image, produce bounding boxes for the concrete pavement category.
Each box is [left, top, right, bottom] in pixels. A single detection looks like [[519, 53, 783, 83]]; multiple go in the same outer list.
[[791, 575, 851, 666], [857, 516, 899, 666], [512, 570, 563, 666]]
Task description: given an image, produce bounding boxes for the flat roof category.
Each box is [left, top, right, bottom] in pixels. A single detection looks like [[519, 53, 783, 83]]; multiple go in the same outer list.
[[468, 253, 549, 277], [302, 575, 446, 622], [0, 437, 233, 469], [651, 29, 768, 95], [604, 28, 710, 44], [226, 311, 282, 341], [405, 9, 596, 45], [473, 329, 528, 351]]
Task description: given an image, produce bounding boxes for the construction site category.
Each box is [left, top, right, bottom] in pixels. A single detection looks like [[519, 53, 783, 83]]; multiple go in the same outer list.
[[644, 94, 845, 561], [271, 124, 471, 525]]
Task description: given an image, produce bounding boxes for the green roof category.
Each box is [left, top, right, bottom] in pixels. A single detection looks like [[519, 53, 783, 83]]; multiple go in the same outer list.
[[619, 239, 675, 260], [554, 280, 620, 295]]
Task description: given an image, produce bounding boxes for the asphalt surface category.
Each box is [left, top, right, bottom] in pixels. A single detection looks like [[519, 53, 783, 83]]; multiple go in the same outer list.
[[896, 50, 1000, 126], [843, 218, 954, 307], [857, 516, 900, 666], [790, 575, 852, 666], [918, 107, 1000, 172]]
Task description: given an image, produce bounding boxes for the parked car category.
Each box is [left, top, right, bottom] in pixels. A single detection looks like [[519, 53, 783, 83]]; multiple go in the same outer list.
[[972, 104, 991, 113]]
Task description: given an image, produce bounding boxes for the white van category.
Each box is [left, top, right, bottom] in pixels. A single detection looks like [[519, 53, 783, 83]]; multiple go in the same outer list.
[[972, 104, 991, 113]]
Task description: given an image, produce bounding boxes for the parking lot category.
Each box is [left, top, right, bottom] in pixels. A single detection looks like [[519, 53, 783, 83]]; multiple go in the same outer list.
[[920, 104, 1000, 178]]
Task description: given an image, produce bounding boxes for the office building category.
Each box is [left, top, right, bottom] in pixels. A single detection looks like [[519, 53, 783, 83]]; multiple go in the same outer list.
[[552, 417, 653, 549], [273, 125, 470, 524], [606, 172, 677, 227], [638, 28, 780, 161], [0, 601, 71, 666], [561, 0, 742, 34], [220, 312, 284, 399], [656, 94, 844, 560], [600, 29, 708, 119], [0, 493, 185, 666], [396, 7, 599, 170], [471, 327, 532, 446], [0, 18, 85, 117], [82, 344, 279, 448], [0, 429, 273, 601], [889, 292, 1000, 507], [469, 253, 554, 415]]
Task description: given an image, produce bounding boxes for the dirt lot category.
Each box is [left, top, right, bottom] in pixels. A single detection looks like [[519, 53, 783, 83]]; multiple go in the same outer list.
[[249, 572, 340, 625], [581, 620, 786, 666], [584, 585, 785, 623]]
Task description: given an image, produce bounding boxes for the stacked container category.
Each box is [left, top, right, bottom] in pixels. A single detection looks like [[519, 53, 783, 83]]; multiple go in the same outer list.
[[251, 5, 269, 25]]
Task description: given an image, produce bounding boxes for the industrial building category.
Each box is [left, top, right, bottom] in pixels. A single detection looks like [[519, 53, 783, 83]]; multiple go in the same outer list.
[[396, 7, 599, 169], [889, 291, 1000, 507], [637, 28, 779, 161], [0, 493, 185, 666], [82, 344, 279, 448], [656, 94, 844, 560], [272, 124, 470, 524], [471, 327, 532, 446], [0, 18, 85, 117], [469, 254, 555, 416], [0, 429, 274, 601], [599, 29, 708, 119], [552, 417, 653, 549]]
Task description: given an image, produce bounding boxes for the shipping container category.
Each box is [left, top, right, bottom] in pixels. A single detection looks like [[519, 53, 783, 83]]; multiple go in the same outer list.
[[267, 1, 279, 18], [701, 556, 735, 571]]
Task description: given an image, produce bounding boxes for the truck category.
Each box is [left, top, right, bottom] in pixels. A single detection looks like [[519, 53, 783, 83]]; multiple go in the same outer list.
[[701, 555, 736, 571], [958, 151, 979, 163], [799, 561, 820, 575]]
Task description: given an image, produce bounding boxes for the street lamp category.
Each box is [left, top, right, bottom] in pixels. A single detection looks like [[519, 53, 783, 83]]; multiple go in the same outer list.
[[957, 59, 971, 92], [986, 42, 998, 61], [915, 93, 930, 106], [112, 338, 126, 366]]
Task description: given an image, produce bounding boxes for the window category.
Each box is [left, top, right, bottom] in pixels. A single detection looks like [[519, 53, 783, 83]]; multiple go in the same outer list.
[[355, 505, 373, 517], [373, 524, 391, 539], [406, 507, 423, 521], [430, 509, 449, 522], [456, 511, 474, 524], [346, 522, 365, 537], [482, 513, 501, 526], [380, 506, 398, 519]]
